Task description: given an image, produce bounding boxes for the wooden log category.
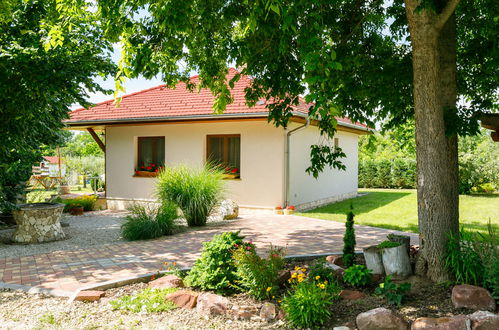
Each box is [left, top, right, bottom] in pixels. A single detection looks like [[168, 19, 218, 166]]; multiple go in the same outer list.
[[381, 244, 412, 278], [363, 246, 385, 275]]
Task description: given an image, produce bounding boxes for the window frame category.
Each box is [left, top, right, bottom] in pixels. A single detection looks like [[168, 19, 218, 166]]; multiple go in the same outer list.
[[206, 134, 241, 179], [134, 136, 165, 178]]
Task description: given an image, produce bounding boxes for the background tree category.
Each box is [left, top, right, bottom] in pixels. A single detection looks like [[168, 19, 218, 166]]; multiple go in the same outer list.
[[0, 0, 114, 212], [59, 0, 497, 280]]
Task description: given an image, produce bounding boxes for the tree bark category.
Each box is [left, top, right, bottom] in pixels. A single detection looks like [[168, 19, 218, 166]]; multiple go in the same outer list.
[[405, 0, 460, 282]]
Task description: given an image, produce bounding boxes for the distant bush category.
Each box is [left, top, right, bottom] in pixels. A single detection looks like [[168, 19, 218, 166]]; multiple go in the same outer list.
[[59, 195, 97, 212], [185, 231, 246, 292], [157, 165, 224, 226], [121, 203, 178, 241], [359, 159, 416, 189]]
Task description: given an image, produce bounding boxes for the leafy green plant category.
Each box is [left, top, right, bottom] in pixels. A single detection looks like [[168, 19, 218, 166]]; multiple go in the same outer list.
[[308, 258, 338, 289], [343, 265, 372, 288], [185, 231, 246, 292], [109, 288, 177, 313], [343, 205, 356, 268], [59, 195, 97, 212], [232, 245, 285, 300], [375, 275, 411, 306], [377, 240, 402, 249], [445, 222, 498, 299], [157, 165, 224, 226], [282, 280, 338, 328], [121, 203, 178, 241]]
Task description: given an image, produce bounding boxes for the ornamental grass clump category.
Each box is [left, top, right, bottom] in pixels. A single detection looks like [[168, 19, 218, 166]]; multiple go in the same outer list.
[[157, 165, 224, 227], [232, 244, 285, 300], [121, 202, 178, 241]]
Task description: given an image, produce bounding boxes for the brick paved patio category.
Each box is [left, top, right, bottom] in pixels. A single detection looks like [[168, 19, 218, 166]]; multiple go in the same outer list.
[[0, 214, 418, 294]]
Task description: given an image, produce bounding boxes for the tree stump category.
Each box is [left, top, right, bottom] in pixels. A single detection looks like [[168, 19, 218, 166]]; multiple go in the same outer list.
[[387, 234, 411, 255], [381, 244, 412, 278], [363, 246, 385, 275]]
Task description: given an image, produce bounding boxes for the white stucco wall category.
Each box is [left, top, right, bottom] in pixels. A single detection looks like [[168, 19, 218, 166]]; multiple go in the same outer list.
[[287, 123, 359, 209], [105, 120, 286, 210]]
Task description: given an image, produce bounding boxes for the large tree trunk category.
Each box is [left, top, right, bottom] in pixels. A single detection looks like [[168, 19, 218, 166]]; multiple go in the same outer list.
[[405, 0, 460, 282]]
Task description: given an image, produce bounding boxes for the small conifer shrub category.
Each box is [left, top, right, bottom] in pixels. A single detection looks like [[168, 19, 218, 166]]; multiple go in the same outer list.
[[343, 204, 356, 268]]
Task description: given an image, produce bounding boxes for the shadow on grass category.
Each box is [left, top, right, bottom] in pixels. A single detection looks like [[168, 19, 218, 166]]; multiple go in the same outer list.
[[303, 191, 412, 216]]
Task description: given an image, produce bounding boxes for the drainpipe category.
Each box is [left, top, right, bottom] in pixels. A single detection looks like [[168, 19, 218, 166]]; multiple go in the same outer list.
[[284, 117, 310, 207]]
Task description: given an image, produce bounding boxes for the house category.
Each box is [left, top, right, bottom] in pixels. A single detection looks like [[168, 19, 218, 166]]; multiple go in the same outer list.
[[65, 68, 369, 211], [32, 156, 66, 178]]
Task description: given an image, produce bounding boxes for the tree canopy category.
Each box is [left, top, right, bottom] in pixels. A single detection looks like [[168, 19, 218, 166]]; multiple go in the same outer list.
[[0, 0, 114, 211]]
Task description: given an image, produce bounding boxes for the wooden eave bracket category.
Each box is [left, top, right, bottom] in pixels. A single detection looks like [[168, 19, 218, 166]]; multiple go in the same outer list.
[[87, 127, 106, 152]]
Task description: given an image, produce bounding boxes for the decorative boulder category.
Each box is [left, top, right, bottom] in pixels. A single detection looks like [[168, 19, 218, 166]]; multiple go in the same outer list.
[[260, 302, 277, 321], [468, 311, 499, 330], [411, 316, 469, 330], [219, 199, 239, 220], [148, 275, 184, 289], [356, 308, 408, 330], [451, 285, 496, 312], [196, 292, 231, 316], [231, 305, 259, 320], [326, 255, 344, 266], [165, 290, 198, 309]]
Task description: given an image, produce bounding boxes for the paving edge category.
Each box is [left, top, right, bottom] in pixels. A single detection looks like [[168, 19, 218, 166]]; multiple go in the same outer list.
[[1, 252, 362, 300]]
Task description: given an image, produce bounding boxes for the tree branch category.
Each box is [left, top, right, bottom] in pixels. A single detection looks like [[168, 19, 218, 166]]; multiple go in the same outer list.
[[434, 0, 460, 32]]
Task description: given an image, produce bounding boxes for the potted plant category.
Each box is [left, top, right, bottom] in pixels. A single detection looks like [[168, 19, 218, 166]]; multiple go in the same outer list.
[[283, 205, 296, 215], [69, 204, 84, 216], [274, 206, 284, 215]]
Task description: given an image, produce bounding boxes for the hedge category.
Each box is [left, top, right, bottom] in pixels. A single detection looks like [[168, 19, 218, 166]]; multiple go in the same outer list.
[[359, 159, 416, 189]]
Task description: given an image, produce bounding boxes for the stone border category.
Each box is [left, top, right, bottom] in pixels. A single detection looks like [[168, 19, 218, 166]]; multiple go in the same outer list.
[[2, 252, 358, 300]]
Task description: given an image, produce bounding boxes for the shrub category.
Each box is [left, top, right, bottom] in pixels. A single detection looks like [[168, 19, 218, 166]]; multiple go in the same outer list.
[[157, 165, 224, 226], [121, 203, 178, 241], [282, 280, 337, 328], [375, 275, 411, 306], [343, 265, 372, 288], [308, 259, 338, 289], [185, 231, 247, 292], [343, 205, 356, 268], [60, 195, 97, 212], [377, 240, 402, 249], [232, 245, 285, 300], [445, 222, 498, 299], [109, 288, 177, 313]]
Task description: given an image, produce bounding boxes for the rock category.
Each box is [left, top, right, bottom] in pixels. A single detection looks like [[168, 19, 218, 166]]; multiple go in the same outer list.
[[148, 275, 184, 289], [451, 285, 496, 312], [231, 305, 259, 320], [260, 302, 277, 321], [340, 290, 366, 300], [196, 292, 231, 316], [220, 199, 239, 220], [333, 327, 352, 330], [468, 311, 499, 330], [165, 290, 198, 309], [277, 270, 291, 286], [411, 315, 469, 330], [74, 290, 105, 302], [356, 308, 408, 330], [326, 255, 344, 266], [277, 308, 286, 320]]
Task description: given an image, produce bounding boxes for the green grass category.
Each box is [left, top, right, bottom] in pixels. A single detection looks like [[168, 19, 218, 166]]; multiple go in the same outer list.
[[26, 185, 96, 203], [299, 189, 498, 235]]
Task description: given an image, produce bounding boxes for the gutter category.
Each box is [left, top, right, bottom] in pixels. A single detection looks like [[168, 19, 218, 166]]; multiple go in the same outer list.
[[284, 117, 310, 207]]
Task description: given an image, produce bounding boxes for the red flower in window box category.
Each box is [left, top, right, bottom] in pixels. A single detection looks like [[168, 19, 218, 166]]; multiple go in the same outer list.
[[231, 167, 238, 173], [140, 166, 145, 169], [286, 205, 296, 210], [146, 166, 152, 170]]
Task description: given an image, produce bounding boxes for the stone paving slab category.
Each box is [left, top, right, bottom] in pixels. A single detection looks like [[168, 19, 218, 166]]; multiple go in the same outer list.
[[0, 214, 418, 294]]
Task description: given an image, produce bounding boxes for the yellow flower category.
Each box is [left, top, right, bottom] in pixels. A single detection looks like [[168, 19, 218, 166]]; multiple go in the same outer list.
[[291, 272, 297, 278], [272, 296, 275, 299], [301, 268, 307, 272], [324, 280, 328, 284], [315, 275, 320, 280], [266, 287, 272, 292], [172, 262, 176, 266], [298, 277, 304, 283], [319, 283, 326, 289]]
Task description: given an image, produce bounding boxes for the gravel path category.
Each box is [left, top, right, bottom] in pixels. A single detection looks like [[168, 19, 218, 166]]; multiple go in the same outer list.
[[0, 211, 127, 259], [0, 287, 286, 330]]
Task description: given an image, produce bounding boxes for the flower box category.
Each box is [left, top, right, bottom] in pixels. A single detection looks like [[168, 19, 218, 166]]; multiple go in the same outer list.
[[283, 209, 294, 215], [134, 171, 158, 177], [223, 173, 240, 180], [274, 207, 284, 215]]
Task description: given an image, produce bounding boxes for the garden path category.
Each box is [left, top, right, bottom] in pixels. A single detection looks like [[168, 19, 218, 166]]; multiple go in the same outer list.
[[0, 213, 418, 296]]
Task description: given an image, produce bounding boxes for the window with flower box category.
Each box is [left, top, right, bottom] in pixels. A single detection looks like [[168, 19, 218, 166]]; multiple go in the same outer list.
[[135, 136, 165, 177], [207, 134, 241, 179]]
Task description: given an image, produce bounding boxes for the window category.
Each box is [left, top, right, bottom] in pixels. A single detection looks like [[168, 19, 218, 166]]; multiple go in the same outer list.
[[136, 136, 165, 176], [207, 134, 241, 178]]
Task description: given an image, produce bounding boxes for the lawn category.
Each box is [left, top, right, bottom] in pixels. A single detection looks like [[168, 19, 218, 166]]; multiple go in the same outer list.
[[299, 189, 498, 236], [26, 185, 96, 203]]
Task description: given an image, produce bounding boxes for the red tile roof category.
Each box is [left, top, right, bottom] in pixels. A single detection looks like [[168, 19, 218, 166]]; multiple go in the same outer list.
[[67, 68, 366, 130], [43, 156, 64, 164]]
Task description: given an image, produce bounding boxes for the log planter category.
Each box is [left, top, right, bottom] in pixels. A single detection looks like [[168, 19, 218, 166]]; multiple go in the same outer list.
[[363, 246, 385, 275], [12, 203, 66, 244], [380, 243, 412, 278], [387, 234, 411, 255]]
